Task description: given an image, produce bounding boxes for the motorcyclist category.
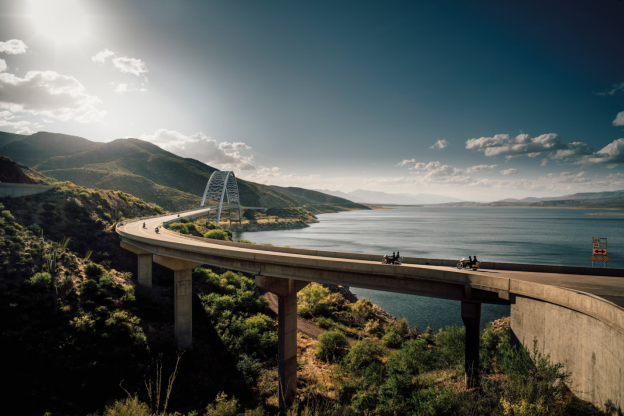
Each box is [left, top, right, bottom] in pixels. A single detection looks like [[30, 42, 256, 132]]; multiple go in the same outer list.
[[143, 222, 146, 228], [155, 226, 159, 233], [391, 252, 396, 264], [460, 257, 467, 267], [468, 256, 473, 267], [473, 255, 478, 265]]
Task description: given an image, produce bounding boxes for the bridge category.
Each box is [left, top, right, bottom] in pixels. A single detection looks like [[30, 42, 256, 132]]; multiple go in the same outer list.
[[118, 172, 624, 409]]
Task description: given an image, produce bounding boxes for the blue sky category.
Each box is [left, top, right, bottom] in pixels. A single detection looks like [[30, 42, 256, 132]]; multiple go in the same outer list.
[[0, 0, 623, 200]]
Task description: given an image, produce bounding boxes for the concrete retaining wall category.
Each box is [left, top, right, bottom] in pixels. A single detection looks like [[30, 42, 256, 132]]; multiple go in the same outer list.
[[512, 294, 624, 406], [0, 183, 56, 198]]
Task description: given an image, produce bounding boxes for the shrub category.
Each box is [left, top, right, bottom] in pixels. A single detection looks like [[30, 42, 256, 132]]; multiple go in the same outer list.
[[169, 223, 189, 234], [94, 395, 151, 416], [437, 326, 465, 368], [78, 191, 91, 199], [297, 283, 330, 316], [43, 202, 56, 211], [26, 272, 51, 289], [102, 212, 112, 221], [364, 319, 382, 336], [81, 279, 99, 297], [341, 340, 385, 373], [71, 315, 96, 332], [315, 316, 334, 329], [186, 223, 197, 232], [351, 298, 374, 323], [205, 229, 231, 241], [85, 264, 104, 279], [238, 239, 254, 244], [382, 331, 403, 348], [245, 314, 274, 332], [316, 330, 349, 362], [181, 216, 190, 223]]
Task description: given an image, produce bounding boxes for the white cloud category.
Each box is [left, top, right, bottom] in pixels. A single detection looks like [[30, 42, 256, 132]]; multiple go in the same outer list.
[[0, 70, 106, 122], [466, 133, 567, 159], [138, 128, 255, 170], [413, 161, 441, 170], [0, 39, 28, 55], [551, 142, 593, 160], [597, 82, 624, 96], [501, 168, 518, 175], [578, 138, 624, 167], [91, 48, 115, 63], [465, 164, 497, 173], [430, 139, 449, 149], [113, 56, 148, 78], [113, 83, 147, 94], [0, 59, 6, 72], [541, 158, 548, 166], [396, 158, 416, 167], [241, 166, 322, 185], [613, 111, 624, 127]]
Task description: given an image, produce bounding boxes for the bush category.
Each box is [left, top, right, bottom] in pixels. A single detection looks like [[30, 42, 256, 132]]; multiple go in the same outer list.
[[382, 331, 403, 348], [315, 316, 334, 329], [85, 264, 104, 279], [437, 326, 465, 368], [204, 229, 231, 241], [81, 279, 99, 297], [181, 216, 190, 223], [93, 395, 151, 416], [26, 272, 51, 289], [341, 340, 385, 373], [43, 202, 56, 211], [186, 223, 197, 232], [238, 239, 254, 244], [169, 223, 189, 234], [316, 330, 349, 362], [78, 191, 91, 199], [297, 284, 330, 316]]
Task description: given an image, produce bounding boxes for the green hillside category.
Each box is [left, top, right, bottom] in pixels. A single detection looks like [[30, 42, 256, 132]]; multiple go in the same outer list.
[[0, 133, 368, 212], [0, 131, 96, 167], [0, 130, 25, 148]]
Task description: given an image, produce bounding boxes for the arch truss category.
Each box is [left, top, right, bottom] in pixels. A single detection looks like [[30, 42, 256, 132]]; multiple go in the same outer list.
[[200, 171, 242, 226]]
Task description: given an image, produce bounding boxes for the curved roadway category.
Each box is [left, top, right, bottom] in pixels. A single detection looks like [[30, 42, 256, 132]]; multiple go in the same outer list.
[[119, 207, 624, 308]]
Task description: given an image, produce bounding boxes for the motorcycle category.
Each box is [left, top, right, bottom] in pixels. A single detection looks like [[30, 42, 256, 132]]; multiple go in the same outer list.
[[155, 226, 159, 234], [457, 258, 479, 271], [382, 255, 403, 265], [142, 222, 146, 229]]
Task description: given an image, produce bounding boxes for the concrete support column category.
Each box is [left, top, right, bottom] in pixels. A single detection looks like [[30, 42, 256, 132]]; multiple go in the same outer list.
[[278, 290, 297, 408], [256, 275, 309, 408], [461, 301, 482, 389], [153, 255, 203, 352], [120, 241, 153, 288], [137, 254, 152, 288], [174, 269, 193, 351]]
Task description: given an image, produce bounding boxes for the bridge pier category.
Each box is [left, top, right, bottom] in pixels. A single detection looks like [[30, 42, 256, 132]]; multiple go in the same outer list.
[[154, 255, 202, 351], [120, 242, 153, 287], [256, 275, 309, 408], [461, 301, 481, 389]]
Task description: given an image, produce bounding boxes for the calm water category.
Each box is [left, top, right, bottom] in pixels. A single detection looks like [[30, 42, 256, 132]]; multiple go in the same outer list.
[[236, 207, 624, 331]]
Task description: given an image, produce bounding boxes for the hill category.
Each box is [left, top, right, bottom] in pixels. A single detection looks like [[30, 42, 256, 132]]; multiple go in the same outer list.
[[0, 130, 25, 147], [0, 155, 37, 184], [0, 131, 97, 167], [7, 134, 369, 212]]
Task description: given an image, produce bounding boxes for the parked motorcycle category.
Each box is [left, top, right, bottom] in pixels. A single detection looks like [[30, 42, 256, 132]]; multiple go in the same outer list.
[[457, 258, 479, 271]]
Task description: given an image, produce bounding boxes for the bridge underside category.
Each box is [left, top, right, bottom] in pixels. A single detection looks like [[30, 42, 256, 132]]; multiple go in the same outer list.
[[122, 236, 510, 305]]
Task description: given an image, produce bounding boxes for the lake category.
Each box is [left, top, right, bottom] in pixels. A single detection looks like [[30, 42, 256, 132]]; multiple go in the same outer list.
[[235, 206, 624, 331]]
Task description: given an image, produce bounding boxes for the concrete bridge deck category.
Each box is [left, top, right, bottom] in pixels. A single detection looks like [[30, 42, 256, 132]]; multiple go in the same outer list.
[[118, 207, 624, 408]]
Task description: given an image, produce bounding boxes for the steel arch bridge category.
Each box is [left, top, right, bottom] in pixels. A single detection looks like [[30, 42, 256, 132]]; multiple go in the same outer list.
[[200, 171, 242, 226]]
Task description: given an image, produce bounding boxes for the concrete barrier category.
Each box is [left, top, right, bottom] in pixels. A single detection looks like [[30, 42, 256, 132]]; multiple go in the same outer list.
[[0, 183, 56, 198]]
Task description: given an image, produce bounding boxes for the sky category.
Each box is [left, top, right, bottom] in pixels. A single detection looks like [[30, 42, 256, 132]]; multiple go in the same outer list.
[[0, 0, 623, 201]]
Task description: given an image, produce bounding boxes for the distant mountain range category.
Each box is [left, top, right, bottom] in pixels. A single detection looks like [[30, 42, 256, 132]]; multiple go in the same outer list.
[[436, 191, 624, 209], [315, 189, 463, 205], [0, 131, 369, 212]]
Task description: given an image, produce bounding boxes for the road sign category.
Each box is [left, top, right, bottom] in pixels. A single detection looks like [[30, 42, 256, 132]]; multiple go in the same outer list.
[[605, 256, 610, 262], [593, 237, 601, 248], [593, 248, 608, 255], [597, 256, 603, 261], [591, 256, 596, 261]]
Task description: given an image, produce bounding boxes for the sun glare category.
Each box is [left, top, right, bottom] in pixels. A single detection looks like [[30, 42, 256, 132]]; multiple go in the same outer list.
[[29, 0, 90, 44]]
